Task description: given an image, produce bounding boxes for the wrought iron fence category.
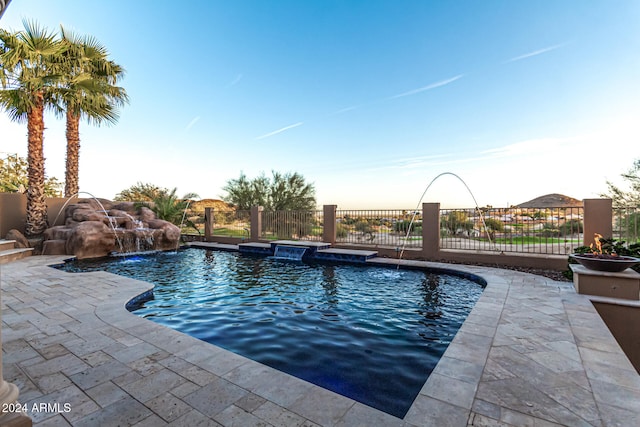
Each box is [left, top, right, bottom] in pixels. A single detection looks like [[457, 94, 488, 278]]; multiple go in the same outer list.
[[186, 205, 590, 255], [201, 209, 251, 239], [261, 210, 323, 241], [613, 206, 640, 244], [440, 206, 584, 255], [335, 209, 423, 248]]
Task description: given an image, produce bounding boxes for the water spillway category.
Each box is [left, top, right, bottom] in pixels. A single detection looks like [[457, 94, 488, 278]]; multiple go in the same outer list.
[[237, 240, 377, 263]]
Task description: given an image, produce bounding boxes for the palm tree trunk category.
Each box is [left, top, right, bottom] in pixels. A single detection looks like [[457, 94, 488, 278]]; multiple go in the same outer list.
[[64, 110, 81, 197], [25, 93, 48, 237]]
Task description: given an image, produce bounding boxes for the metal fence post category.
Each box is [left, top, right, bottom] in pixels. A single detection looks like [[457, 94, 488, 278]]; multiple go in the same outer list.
[[204, 207, 212, 241]]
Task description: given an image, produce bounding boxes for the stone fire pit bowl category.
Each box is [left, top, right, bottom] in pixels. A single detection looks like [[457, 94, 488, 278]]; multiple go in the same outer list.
[[570, 253, 640, 273]]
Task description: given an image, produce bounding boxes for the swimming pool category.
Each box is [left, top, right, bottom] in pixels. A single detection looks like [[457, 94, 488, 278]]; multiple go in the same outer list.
[[58, 248, 485, 418]]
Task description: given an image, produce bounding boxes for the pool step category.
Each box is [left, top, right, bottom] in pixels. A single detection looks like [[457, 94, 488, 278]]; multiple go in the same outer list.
[[269, 240, 331, 250], [0, 240, 33, 265], [0, 239, 16, 251], [315, 248, 378, 264], [186, 242, 239, 251]]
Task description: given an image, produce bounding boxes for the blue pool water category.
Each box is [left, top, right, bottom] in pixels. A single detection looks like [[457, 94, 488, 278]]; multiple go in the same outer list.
[[57, 248, 485, 418]]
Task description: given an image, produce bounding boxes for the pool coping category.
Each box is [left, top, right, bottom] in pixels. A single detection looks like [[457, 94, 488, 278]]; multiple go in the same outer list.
[[2, 254, 640, 426]]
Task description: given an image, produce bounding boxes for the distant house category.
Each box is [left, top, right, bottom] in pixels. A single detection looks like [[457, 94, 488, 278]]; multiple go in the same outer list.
[[565, 213, 583, 220]]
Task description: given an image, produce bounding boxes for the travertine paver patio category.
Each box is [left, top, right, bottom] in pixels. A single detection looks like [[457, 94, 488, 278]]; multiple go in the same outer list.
[[1, 254, 639, 426]]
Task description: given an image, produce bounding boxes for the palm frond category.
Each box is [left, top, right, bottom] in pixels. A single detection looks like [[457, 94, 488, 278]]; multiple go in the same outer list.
[[55, 25, 129, 125], [0, 88, 32, 122], [21, 19, 63, 56]]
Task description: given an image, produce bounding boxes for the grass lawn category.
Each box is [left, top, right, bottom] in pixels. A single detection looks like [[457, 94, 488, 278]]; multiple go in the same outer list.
[[212, 227, 249, 237], [493, 236, 582, 245]]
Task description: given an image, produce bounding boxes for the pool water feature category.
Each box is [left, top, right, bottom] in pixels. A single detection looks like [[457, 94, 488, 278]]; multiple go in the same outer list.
[[57, 248, 485, 418], [272, 244, 307, 260]]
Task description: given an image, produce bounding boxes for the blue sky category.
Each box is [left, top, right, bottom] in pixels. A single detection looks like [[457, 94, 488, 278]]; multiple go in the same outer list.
[[1, 0, 639, 208]]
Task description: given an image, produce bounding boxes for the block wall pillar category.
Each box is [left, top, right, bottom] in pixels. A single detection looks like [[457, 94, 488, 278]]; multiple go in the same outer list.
[[583, 199, 613, 247], [422, 202, 440, 259], [250, 206, 263, 241], [322, 205, 337, 244]]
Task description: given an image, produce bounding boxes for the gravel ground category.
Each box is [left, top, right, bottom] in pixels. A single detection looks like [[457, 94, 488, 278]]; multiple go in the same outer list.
[[437, 260, 572, 282], [483, 264, 571, 282]]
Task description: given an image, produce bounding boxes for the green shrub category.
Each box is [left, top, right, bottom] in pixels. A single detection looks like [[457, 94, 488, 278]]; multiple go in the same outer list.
[[482, 218, 504, 239], [354, 220, 373, 233], [615, 212, 640, 241], [541, 222, 560, 237], [441, 211, 473, 235], [336, 223, 348, 238], [560, 219, 584, 235], [394, 220, 422, 234]]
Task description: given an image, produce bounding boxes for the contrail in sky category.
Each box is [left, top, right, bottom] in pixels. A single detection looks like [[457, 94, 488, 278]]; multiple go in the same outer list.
[[185, 116, 200, 132], [255, 122, 304, 140], [481, 137, 572, 157], [389, 74, 464, 99], [330, 105, 359, 115], [505, 43, 566, 63], [229, 74, 243, 86]]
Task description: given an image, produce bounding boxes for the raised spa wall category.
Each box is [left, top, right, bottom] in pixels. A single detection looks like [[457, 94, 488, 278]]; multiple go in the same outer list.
[[593, 301, 640, 374]]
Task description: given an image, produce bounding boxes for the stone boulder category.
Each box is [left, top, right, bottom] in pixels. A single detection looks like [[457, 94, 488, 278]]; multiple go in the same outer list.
[[65, 221, 116, 258], [146, 219, 181, 249], [112, 201, 135, 211], [44, 225, 73, 241], [5, 229, 30, 249], [42, 240, 68, 256], [42, 198, 183, 259], [138, 207, 156, 223], [72, 208, 106, 223]]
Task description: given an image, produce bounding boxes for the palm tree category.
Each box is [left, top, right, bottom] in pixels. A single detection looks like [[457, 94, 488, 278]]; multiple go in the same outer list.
[[0, 20, 65, 236], [138, 188, 200, 233], [57, 26, 129, 197], [0, 1, 12, 20]]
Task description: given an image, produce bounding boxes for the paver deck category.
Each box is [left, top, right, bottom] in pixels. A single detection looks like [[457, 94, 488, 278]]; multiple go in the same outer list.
[[1, 255, 639, 426]]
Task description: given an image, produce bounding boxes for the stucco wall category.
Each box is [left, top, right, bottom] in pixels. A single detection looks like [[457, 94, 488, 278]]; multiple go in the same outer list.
[[0, 193, 74, 238], [593, 301, 640, 374]]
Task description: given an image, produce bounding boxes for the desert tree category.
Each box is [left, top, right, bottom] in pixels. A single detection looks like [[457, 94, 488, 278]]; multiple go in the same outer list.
[[602, 159, 640, 208], [115, 182, 171, 202], [0, 154, 62, 196], [222, 171, 316, 211]]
